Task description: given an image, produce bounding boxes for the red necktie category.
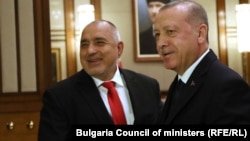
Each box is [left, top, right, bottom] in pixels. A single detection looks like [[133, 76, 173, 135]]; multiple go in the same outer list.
[[102, 81, 127, 125]]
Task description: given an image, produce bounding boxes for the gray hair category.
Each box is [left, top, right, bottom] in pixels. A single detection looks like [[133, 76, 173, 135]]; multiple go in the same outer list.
[[160, 0, 209, 43]]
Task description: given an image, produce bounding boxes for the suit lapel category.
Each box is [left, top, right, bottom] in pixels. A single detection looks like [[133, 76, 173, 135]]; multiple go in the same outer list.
[[166, 75, 203, 123], [165, 50, 218, 124], [119, 69, 137, 121], [119, 69, 145, 124], [76, 70, 113, 124]]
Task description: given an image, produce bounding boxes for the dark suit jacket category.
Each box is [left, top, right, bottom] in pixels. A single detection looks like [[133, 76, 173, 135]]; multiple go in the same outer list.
[[139, 26, 158, 54], [159, 50, 250, 125], [38, 68, 161, 141]]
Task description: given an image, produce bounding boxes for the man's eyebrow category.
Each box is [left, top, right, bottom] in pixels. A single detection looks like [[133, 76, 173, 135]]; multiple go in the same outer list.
[[153, 28, 159, 32], [80, 39, 89, 43], [80, 37, 108, 44], [80, 39, 90, 46], [94, 37, 107, 41]]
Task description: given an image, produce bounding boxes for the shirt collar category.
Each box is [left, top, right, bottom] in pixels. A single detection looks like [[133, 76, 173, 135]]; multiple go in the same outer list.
[[178, 48, 210, 84], [91, 66, 124, 87]]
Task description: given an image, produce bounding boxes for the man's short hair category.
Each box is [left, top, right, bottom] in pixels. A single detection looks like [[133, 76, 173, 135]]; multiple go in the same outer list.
[[146, 0, 171, 4]]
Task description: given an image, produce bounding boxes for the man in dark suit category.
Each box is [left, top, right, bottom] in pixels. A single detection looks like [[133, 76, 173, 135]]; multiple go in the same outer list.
[[38, 20, 162, 140], [139, 0, 170, 54], [154, 0, 250, 124]]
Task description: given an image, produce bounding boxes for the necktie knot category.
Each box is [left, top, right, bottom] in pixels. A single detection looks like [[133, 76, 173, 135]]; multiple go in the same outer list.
[[102, 81, 115, 89], [176, 79, 184, 89]]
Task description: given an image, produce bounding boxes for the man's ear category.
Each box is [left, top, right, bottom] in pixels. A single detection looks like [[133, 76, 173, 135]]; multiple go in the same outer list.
[[198, 24, 208, 43], [117, 41, 124, 57]]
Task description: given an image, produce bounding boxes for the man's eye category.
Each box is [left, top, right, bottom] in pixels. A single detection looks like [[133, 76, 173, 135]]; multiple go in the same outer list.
[[167, 30, 176, 35], [81, 42, 89, 48], [154, 32, 160, 38]]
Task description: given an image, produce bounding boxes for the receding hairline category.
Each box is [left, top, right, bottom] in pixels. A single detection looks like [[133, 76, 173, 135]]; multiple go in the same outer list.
[[84, 20, 121, 42], [88, 20, 117, 29]]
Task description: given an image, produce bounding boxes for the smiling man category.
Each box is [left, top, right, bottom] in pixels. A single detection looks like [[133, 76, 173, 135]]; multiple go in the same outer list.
[[154, 0, 250, 125], [38, 20, 162, 141]]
